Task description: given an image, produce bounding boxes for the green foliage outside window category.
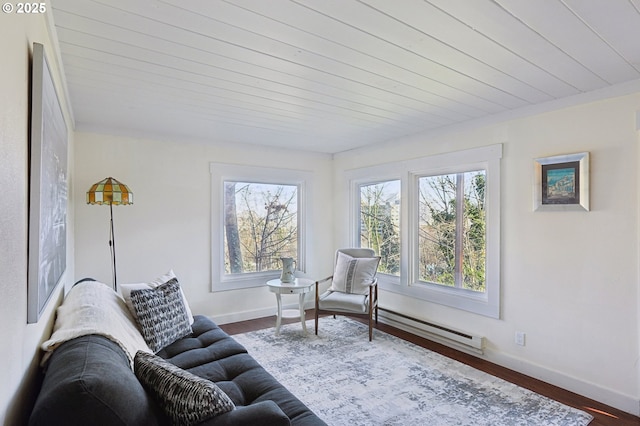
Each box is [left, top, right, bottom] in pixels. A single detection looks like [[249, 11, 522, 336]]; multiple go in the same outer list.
[[418, 171, 486, 292]]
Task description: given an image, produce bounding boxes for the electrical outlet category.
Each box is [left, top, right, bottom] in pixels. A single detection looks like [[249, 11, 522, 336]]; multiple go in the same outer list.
[[515, 331, 526, 346]]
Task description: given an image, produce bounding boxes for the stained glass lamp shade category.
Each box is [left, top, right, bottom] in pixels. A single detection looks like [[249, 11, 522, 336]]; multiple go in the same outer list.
[[87, 177, 133, 205], [87, 177, 133, 290]]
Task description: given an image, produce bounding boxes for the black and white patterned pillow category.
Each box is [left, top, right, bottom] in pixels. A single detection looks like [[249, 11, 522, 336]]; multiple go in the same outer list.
[[134, 351, 235, 425], [130, 278, 192, 352]]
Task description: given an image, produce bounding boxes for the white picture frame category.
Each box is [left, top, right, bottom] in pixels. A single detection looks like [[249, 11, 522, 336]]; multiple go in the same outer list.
[[533, 152, 589, 212]]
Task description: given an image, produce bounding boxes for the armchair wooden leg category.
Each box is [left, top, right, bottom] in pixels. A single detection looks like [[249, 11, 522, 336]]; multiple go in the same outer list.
[[314, 310, 319, 336]]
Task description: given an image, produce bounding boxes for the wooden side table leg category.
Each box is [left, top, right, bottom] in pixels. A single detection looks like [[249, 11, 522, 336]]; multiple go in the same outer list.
[[275, 292, 283, 335]]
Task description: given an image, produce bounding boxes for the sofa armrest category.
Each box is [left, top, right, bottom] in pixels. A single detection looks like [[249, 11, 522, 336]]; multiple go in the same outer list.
[[30, 335, 161, 426], [199, 400, 290, 426]]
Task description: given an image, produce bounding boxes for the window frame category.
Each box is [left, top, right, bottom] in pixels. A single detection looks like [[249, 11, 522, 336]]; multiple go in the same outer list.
[[356, 178, 403, 280], [347, 144, 502, 318], [210, 163, 311, 292], [350, 172, 405, 289]]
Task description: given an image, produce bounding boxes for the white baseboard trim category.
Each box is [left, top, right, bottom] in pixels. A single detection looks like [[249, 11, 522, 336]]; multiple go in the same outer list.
[[211, 308, 273, 325], [483, 349, 640, 417], [207, 307, 639, 417], [209, 302, 315, 325]]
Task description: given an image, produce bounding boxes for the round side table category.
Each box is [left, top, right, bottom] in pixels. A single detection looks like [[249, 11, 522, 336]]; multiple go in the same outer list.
[[266, 278, 314, 335]]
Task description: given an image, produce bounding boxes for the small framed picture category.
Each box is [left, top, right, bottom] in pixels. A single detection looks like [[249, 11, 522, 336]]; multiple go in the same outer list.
[[534, 152, 589, 211]]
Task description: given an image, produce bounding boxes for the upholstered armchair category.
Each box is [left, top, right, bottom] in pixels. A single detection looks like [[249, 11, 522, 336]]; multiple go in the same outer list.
[[314, 248, 381, 341]]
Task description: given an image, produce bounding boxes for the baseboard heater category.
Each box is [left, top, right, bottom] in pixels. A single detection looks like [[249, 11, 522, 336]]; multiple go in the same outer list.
[[378, 308, 485, 355]]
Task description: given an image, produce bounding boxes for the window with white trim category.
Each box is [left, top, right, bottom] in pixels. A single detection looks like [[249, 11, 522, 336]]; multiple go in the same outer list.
[[358, 180, 401, 276], [347, 144, 501, 318], [211, 164, 310, 291], [418, 170, 486, 292], [223, 182, 298, 275]]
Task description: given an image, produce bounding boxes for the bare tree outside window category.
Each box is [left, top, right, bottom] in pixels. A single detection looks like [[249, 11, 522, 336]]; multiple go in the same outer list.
[[359, 181, 400, 276], [418, 171, 486, 292], [224, 181, 298, 275]]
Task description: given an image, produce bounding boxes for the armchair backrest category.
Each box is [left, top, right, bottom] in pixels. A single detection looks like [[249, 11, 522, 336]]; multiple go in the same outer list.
[[335, 248, 375, 263]]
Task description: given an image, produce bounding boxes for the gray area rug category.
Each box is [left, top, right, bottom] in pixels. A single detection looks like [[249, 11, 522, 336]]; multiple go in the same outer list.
[[233, 317, 593, 426]]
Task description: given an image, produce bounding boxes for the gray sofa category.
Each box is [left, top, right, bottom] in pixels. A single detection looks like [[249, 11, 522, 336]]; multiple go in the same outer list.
[[30, 306, 325, 425]]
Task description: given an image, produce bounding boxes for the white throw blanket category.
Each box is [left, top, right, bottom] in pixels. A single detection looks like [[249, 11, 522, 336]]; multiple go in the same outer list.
[[41, 281, 151, 367]]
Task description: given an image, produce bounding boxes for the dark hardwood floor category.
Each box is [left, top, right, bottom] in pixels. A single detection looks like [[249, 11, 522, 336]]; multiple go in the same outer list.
[[220, 310, 640, 426]]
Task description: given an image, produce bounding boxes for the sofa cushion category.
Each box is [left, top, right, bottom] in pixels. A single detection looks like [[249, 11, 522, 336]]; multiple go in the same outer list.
[[29, 335, 161, 426], [130, 278, 192, 352], [160, 316, 326, 425], [198, 401, 290, 426], [135, 351, 235, 425]]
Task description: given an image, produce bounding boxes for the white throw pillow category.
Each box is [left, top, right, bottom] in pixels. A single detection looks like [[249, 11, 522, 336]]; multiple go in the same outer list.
[[120, 270, 194, 325], [330, 252, 380, 295]]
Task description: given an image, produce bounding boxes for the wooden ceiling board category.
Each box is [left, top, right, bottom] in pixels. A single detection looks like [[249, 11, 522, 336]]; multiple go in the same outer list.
[[62, 50, 420, 144], [49, 0, 640, 153], [100, 0, 461, 111], [424, 0, 604, 94], [292, 0, 530, 110], [69, 84, 371, 152], [55, 1, 476, 123], [63, 67, 392, 138], [228, 0, 541, 110], [562, 0, 640, 70], [61, 37, 460, 128], [55, 25, 442, 134], [357, 0, 571, 102], [496, 0, 638, 85]]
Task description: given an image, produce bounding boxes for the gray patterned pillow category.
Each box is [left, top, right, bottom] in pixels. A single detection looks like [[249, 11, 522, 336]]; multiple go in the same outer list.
[[134, 351, 235, 425], [130, 278, 192, 352]]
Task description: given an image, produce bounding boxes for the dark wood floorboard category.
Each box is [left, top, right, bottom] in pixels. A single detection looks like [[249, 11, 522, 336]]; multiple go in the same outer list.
[[220, 310, 640, 426]]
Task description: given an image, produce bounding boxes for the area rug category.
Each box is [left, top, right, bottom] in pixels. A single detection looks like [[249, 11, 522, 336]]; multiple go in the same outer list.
[[233, 317, 593, 426]]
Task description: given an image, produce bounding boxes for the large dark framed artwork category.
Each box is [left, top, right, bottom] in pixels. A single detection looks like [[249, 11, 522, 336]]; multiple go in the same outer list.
[[533, 152, 589, 212], [27, 43, 68, 323]]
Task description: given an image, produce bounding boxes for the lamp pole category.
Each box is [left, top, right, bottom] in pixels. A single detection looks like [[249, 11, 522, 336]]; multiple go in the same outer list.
[[87, 177, 132, 292], [109, 202, 118, 291]]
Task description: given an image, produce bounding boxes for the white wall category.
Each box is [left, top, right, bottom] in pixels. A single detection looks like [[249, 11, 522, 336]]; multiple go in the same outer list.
[[0, 7, 75, 424], [333, 93, 640, 415], [73, 133, 334, 323]]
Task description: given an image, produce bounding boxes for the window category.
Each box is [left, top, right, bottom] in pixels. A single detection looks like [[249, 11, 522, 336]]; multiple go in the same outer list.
[[223, 182, 298, 275], [211, 164, 310, 291], [418, 171, 485, 292], [347, 144, 501, 318], [359, 180, 401, 276]]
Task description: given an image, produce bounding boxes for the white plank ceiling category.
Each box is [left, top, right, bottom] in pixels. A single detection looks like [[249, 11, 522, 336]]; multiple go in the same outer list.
[[49, 0, 640, 154]]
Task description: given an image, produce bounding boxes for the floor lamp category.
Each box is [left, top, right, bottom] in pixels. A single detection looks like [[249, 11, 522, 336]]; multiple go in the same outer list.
[[86, 177, 133, 291]]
